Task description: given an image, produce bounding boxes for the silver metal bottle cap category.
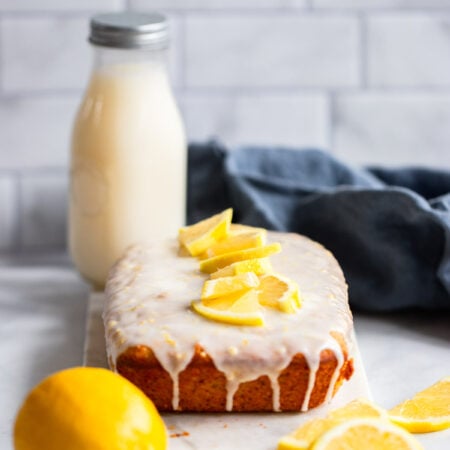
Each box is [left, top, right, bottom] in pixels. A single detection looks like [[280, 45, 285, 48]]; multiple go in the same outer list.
[[89, 12, 169, 49]]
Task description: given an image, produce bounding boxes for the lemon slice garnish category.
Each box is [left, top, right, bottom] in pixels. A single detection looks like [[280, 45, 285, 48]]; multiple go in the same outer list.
[[258, 273, 301, 314], [201, 272, 260, 300], [199, 243, 281, 274], [200, 230, 266, 259], [178, 208, 232, 256], [192, 290, 264, 327], [210, 257, 273, 279]]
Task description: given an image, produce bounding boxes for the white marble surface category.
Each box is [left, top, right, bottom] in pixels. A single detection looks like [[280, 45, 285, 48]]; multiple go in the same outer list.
[[85, 293, 371, 450], [0, 255, 449, 449]]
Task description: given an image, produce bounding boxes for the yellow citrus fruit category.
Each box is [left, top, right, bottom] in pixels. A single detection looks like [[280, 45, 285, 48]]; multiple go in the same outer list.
[[178, 208, 232, 256], [192, 290, 264, 326], [199, 242, 282, 274], [278, 398, 387, 450], [201, 272, 260, 300], [14, 367, 167, 450], [311, 418, 423, 450], [200, 230, 267, 259], [389, 377, 450, 433], [210, 257, 273, 279], [258, 273, 301, 314]]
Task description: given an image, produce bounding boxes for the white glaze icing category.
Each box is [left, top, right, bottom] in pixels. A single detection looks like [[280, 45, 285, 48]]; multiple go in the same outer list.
[[104, 231, 354, 411]]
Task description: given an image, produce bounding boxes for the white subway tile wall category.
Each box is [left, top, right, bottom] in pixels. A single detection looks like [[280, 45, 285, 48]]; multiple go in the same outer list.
[[131, 0, 308, 9], [0, 96, 79, 169], [184, 15, 360, 88], [0, 0, 449, 251], [368, 14, 450, 87], [2, 17, 91, 93], [313, 0, 450, 8], [183, 93, 329, 148], [334, 93, 450, 166], [0, 0, 124, 12]]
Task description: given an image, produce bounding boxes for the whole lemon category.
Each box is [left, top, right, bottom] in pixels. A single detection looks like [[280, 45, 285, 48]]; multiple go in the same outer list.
[[14, 367, 167, 450]]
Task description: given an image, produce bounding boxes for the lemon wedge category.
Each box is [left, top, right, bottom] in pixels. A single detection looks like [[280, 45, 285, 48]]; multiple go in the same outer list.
[[278, 399, 388, 450], [178, 208, 232, 256], [192, 290, 264, 326], [201, 230, 266, 259], [210, 258, 273, 279], [201, 272, 260, 300], [389, 377, 450, 433], [258, 273, 301, 314], [199, 243, 282, 274]]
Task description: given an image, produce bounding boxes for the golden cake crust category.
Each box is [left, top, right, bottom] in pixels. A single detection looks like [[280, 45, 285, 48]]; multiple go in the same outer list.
[[115, 339, 354, 412]]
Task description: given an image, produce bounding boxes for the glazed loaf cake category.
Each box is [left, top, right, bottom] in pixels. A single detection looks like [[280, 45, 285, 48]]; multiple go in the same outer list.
[[104, 231, 354, 412]]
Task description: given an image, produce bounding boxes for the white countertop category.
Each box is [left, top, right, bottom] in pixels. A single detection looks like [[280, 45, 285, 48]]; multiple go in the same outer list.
[[0, 254, 449, 450]]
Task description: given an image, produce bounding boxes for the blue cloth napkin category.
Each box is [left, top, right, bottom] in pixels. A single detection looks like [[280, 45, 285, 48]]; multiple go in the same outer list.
[[187, 141, 450, 312]]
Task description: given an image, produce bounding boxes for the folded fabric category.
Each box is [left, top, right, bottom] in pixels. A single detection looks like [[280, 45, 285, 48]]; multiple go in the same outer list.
[[187, 141, 450, 312]]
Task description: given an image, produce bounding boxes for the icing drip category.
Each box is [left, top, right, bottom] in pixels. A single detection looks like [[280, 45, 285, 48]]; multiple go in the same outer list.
[[269, 374, 281, 412], [324, 344, 345, 403], [301, 355, 319, 412], [225, 376, 239, 412], [104, 231, 353, 411]]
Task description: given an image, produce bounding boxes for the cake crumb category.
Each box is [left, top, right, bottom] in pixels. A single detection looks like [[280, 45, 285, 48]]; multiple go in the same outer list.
[[170, 431, 190, 438]]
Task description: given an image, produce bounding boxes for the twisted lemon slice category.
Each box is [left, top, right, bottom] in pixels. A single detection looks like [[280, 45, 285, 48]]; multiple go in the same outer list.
[[199, 243, 281, 274], [201, 230, 266, 259], [201, 272, 260, 300], [258, 273, 301, 314], [210, 257, 273, 279], [178, 208, 232, 256]]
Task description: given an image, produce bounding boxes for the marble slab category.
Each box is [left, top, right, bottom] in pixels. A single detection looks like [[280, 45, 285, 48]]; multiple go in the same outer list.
[[84, 292, 371, 450]]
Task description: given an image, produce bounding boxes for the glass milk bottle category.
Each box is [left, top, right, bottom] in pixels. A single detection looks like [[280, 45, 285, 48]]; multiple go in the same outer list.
[[69, 13, 186, 289]]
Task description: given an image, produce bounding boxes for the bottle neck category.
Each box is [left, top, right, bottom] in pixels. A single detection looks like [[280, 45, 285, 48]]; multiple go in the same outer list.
[[91, 45, 168, 73]]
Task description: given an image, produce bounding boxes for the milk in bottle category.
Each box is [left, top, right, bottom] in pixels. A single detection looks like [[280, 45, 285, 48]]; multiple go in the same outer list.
[[69, 13, 186, 289]]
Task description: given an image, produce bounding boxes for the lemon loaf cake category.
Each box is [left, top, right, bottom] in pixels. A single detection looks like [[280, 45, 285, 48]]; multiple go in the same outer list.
[[104, 231, 354, 412]]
